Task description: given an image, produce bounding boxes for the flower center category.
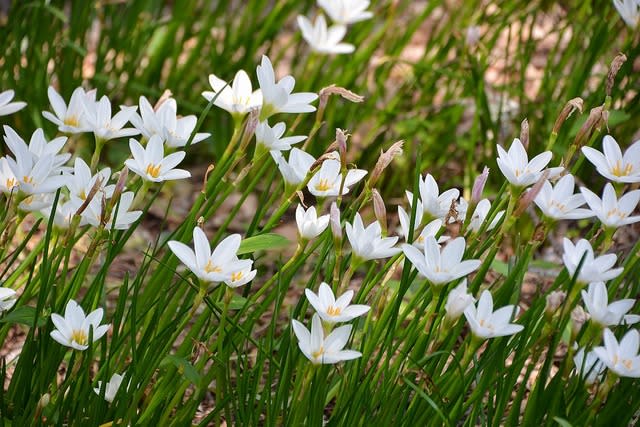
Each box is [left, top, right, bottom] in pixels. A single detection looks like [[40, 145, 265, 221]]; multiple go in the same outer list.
[[64, 116, 80, 128], [606, 208, 626, 220], [314, 178, 332, 192], [204, 260, 222, 274], [70, 329, 88, 346], [311, 346, 324, 359], [23, 175, 34, 184], [549, 200, 567, 212], [231, 271, 244, 282], [611, 161, 633, 177], [326, 305, 342, 316], [145, 163, 162, 178], [5, 177, 17, 189], [622, 359, 633, 370]]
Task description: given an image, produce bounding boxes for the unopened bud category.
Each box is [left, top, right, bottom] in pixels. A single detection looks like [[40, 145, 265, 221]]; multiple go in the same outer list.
[[154, 90, 173, 110], [520, 118, 529, 150], [574, 105, 604, 149], [514, 170, 549, 216], [38, 393, 50, 409], [571, 305, 589, 337], [336, 129, 348, 166], [552, 97, 583, 135], [606, 53, 627, 97], [370, 140, 404, 186], [545, 291, 566, 317], [471, 167, 489, 204], [372, 189, 387, 236], [330, 202, 341, 241], [75, 176, 103, 217]]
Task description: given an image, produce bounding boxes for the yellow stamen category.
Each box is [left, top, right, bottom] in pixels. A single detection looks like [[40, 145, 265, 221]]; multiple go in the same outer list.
[[326, 306, 342, 316], [314, 178, 332, 192], [23, 175, 34, 184], [204, 260, 222, 274], [611, 161, 633, 177], [70, 329, 88, 346], [312, 346, 324, 359], [64, 116, 80, 128], [145, 163, 162, 178], [231, 271, 244, 282], [5, 178, 17, 189]]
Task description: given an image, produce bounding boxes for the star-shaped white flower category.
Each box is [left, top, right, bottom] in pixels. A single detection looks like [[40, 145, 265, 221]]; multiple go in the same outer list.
[[125, 135, 190, 182], [582, 281, 639, 327], [613, 0, 640, 28], [582, 135, 640, 183], [307, 159, 367, 197], [573, 347, 605, 385], [397, 205, 447, 247], [130, 96, 210, 148], [496, 138, 562, 187], [533, 174, 593, 220], [318, 0, 373, 25], [272, 148, 316, 186], [50, 300, 110, 351], [456, 198, 504, 232], [84, 95, 140, 141], [297, 15, 355, 54], [256, 55, 318, 120], [0, 287, 17, 313], [405, 173, 459, 220], [42, 86, 95, 133], [593, 328, 640, 378], [292, 313, 362, 364], [305, 282, 370, 323], [0, 90, 26, 116], [296, 204, 330, 240], [167, 226, 255, 287], [562, 238, 623, 283], [94, 372, 128, 403], [255, 121, 306, 152], [79, 191, 142, 230], [402, 236, 481, 286], [464, 290, 524, 339], [202, 69, 263, 117], [580, 183, 640, 228], [444, 279, 475, 321], [346, 212, 400, 262]]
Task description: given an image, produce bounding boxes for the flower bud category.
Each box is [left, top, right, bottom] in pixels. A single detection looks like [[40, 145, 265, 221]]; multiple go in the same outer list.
[[552, 97, 583, 135], [445, 280, 474, 321], [514, 170, 549, 216], [370, 140, 404, 186], [545, 291, 566, 318], [571, 305, 589, 338], [372, 189, 387, 236], [336, 128, 348, 166], [606, 53, 627, 97], [520, 118, 529, 150], [574, 105, 604, 150], [330, 202, 341, 241], [471, 167, 489, 204]]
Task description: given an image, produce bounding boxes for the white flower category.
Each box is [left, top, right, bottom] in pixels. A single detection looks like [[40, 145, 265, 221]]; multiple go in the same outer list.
[[0, 150, 67, 196], [580, 183, 640, 228], [402, 237, 481, 286], [272, 148, 316, 186], [256, 55, 318, 119], [296, 204, 330, 240], [0, 287, 17, 313], [84, 95, 140, 141], [533, 174, 593, 220], [318, 0, 373, 24], [456, 198, 504, 232], [202, 69, 263, 117], [445, 280, 475, 321], [291, 313, 362, 364], [562, 238, 623, 283], [167, 227, 255, 286], [582, 135, 640, 183], [613, 0, 640, 28], [94, 373, 127, 403], [581, 282, 640, 327], [81, 192, 142, 230], [67, 157, 114, 201], [50, 300, 110, 351], [41, 197, 82, 229], [0, 90, 26, 116], [125, 135, 190, 182], [42, 86, 95, 133], [405, 174, 459, 220], [18, 194, 54, 212], [346, 213, 400, 261], [496, 138, 562, 187], [573, 347, 605, 385], [464, 290, 524, 339], [593, 328, 640, 378], [305, 282, 370, 323], [397, 206, 446, 247], [3, 126, 70, 171], [297, 15, 355, 54], [307, 159, 367, 197], [130, 96, 210, 148], [255, 121, 306, 152]]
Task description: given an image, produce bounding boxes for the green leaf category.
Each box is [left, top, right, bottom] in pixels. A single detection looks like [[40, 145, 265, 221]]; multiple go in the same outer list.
[[0, 306, 47, 327], [237, 233, 290, 255], [161, 355, 201, 385], [553, 416, 573, 427], [491, 259, 509, 276]]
